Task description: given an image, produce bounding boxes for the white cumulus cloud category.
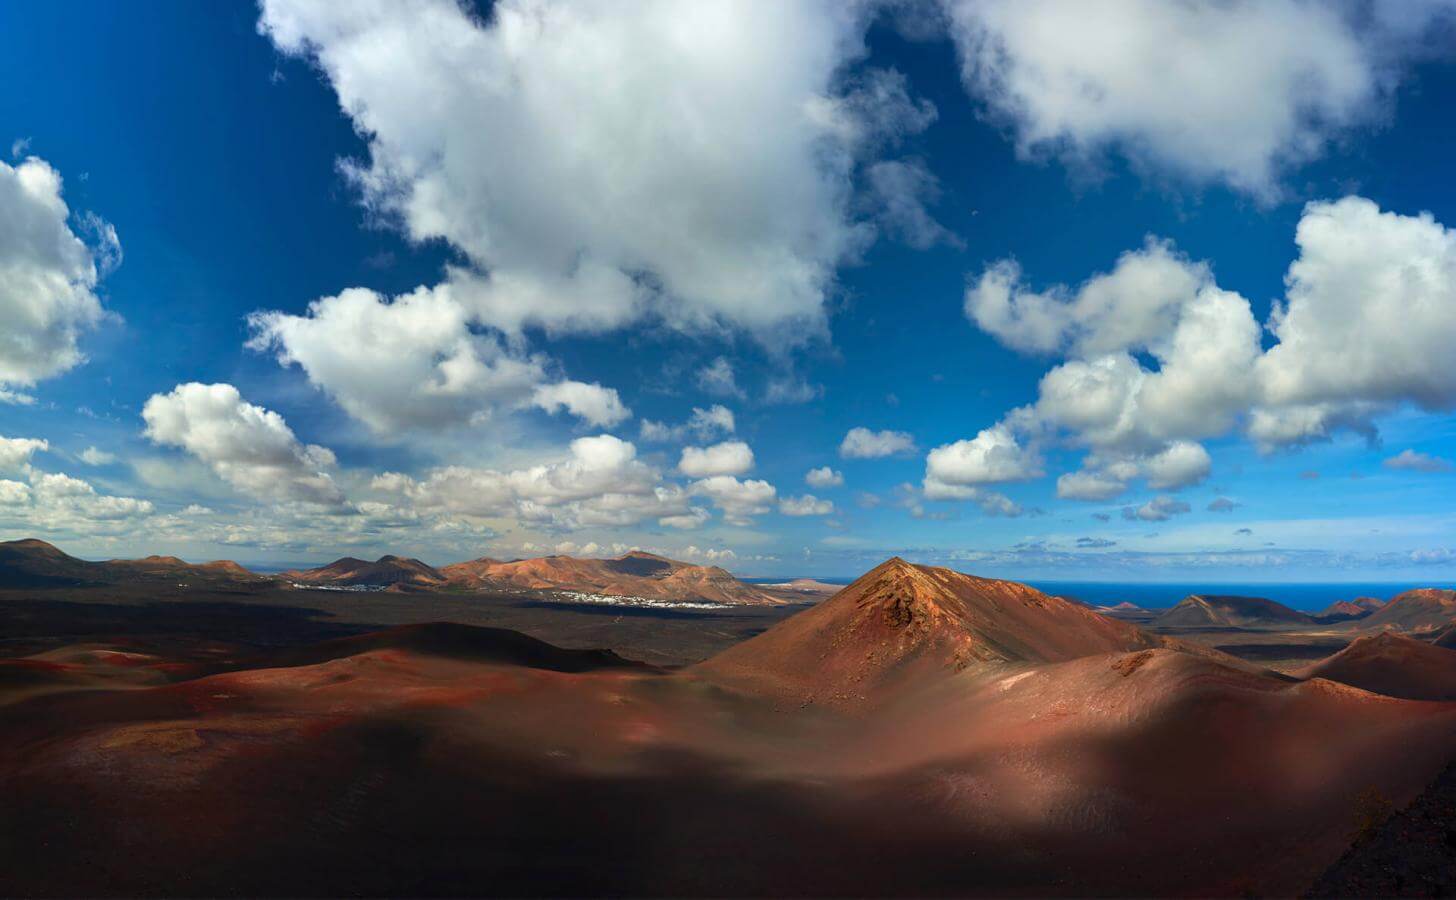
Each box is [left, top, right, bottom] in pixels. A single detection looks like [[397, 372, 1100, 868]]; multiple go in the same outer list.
[[678, 440, 754, 478], [258, 0, 934, 344], [941, 0, 1456, 198], [0, 156, 117, 390], [142, 382, 347, 507], [840, 427, 916, 459], [805, 465, 844, 488]]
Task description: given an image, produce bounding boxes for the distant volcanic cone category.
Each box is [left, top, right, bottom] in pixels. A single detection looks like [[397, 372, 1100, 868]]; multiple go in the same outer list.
[[690, 557, 1174, 709], [1295, 631, 1456, 701]]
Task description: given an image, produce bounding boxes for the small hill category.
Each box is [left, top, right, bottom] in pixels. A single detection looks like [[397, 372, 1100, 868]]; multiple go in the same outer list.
[[0, 539, 99, 586], [1153, 594, 1316, 629], [691, 557, 1181, 708], [261, 623, 649, 673], [1317, 598, 1383, 622], [1295, 632, 1456, 701], [1357, 588, 1456, 633], [282, 555, 445, 589], [441, 550, 782, 605]]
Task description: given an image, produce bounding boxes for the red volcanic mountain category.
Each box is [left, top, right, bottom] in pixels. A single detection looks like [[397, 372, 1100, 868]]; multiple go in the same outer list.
[[282, 555, 445, 589], [1295, 632, 1456, 701], [0, 538, 263, 587], [1317, 597, 1385, 621], [1356, 588, 1456, 632], [692, 557, 1189, 707], [1153, 594, 1316, 628], [441, 550, 783, 605]]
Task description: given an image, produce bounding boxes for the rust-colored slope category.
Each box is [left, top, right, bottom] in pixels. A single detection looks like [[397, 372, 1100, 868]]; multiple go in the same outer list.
[[690, 557, 1177, 708], [1359, 588, 1456, 632], [441, 550, 782, 605], [5, 626, 1456, 898], [1295, 632, 1456, 701]]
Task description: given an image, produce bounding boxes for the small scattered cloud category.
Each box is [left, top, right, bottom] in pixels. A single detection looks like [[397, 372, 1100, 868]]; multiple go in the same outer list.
[[78, 447, 116, 466], [805, 466, 844, 488], [696, 357, 745, 399], [1122, 496, 1191, 522], [840, 427, 916, 459], [1076, 537, 1116, 549], [779, 494, 834, 517], [1207, 496, 1239, 512], [1384, 449, 1452, 473]]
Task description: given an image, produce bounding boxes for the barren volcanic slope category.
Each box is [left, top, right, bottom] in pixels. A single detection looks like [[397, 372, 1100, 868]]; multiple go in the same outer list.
[[692, 557, 1185, 708], [0, 538, 264, 587], [1295, 632, 1456, 701], [282, 555, 446, 589], [1356, 588, 1456, 632], [441, 550, 784, 605], [1317, 598, 1382, 621], [4, 563, 1456, 897], [1153, 593, 1316, 628]]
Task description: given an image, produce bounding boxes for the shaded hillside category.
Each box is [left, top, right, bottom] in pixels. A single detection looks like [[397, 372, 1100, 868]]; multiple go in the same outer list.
[[1307, 760, 1456, 898], [691, 557, 1194, 708], [0, 538, 264, 588], [1358, 589, 1456, 633], [282, 555, 445, 589], [1295, 632, 1456, 701], [441, 550, 783, 605], [3, 608, 1456, 898], [1154, 593, 1316, 629]]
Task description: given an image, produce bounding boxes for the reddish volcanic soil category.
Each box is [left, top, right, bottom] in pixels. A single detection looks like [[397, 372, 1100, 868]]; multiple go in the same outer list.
[[691, 557, 1211, 710], [1295, 631, 1456, 701], [3, 561, 1456, 897]]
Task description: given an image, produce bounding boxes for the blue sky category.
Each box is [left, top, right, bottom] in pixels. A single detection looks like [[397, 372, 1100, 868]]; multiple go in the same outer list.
[[2, 0, 1456, 581]]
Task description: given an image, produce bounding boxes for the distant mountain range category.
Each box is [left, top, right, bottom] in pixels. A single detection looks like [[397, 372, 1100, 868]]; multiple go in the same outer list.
[[0, 538, 267, 588], [0, 539, 804, 606]]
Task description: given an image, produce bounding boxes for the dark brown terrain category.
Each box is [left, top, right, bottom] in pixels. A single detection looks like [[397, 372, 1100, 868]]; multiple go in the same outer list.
[[2, 542, 1456, 896]]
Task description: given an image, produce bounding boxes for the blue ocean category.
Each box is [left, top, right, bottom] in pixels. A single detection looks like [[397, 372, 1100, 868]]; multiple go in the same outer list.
[[745, 578, 1448, 612]]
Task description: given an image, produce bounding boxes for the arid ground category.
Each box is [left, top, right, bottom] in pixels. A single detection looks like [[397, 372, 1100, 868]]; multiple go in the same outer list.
[[2, 560, 1455, 897]]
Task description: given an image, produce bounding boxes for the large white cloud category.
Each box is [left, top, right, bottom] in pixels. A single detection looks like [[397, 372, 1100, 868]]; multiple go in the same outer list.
[[258, 0, 934, 343], [678, 440, 754, 477], [375, 434, 696, 530], [688, 475, 777, 526], [248, 285, 626, 432], [961, 195, 1456, 500], [0, 156, 117, 391], [1252, 196, 1456, 445], [941, 0, 1456, 197], [142, 383, 347, 507], [923, 424, 1041, 497], [0, 464, 154, 537]]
